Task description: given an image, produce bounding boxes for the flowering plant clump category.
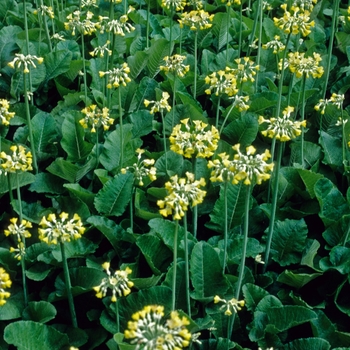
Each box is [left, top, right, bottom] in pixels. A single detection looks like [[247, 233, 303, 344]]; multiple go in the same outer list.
[[0, 99, 15, 126], [169, 118, 220, 158], [157, 172, 206, 220], [124, 305, 191, 349], [80, 105, 114, 132], [259, 106, 307, 141], [93, 263, 134, 302], [99, 63, 131, 88], [214, 295, 245, 316], [38, 213, 85, 245], [121, 148, 157, 186], [0, 145, 33, 174], [0, 268, 12, 306]]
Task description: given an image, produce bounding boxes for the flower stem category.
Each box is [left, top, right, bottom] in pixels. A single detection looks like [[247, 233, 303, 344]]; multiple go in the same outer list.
[[300, 75, 307, 167], [215, 96, 221, 130], [227, 314, 234, 350], [225, 5, 230, 64], [235, 184, 251, 299], [146, 0, 150, 48], [193, 31, 198, 99], [130, 186, 134, 233], [118, 87, 124, 168], [219, 103, 235, 135], [183, 214, 191, 317], [263, 141, 282, 272], [192, 157, 198, 238], [172, 220, 179, 311], [238, 2, 243, 57], [81, 35, 88, 105], [60, 241, 78, 328], [115, 300, 120, 333], [223, 181, 228, 274], [160, 111, 168, 172], [171, 74, 177, 129]]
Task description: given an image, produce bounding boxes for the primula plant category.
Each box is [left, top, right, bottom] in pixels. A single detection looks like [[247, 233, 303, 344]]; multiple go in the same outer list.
[[2, 0, 350, 349]]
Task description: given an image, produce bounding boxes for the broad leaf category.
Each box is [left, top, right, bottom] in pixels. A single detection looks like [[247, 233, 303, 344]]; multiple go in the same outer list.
[[22, 301, 56, 323], [44, 50, 72, 82]]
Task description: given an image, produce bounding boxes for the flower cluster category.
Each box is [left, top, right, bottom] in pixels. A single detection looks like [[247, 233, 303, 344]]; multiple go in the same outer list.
[[229, 94, 250, 112], [0, 145, 33, 174], [178, 10, 214, 31], [8, 54, 44, 74], [38, 212, 85, 245], [93, 263, 134, 302], [262, 35, 286, 54], [0, 99, 15, 126], [99, 11, 135, 36], [89, 41, 112, 57], [80, 105, 114, 132], [208, 145, 274, 185], [273, 4, 315, 37], [124, 305, 191, 349], [144, 91, 172, 114], [214, 295, 245, 316], [157, 172, 206, 220], [35, 5, 55, 19], [285, 52, 324, 79], [314, 93, 345, 115], [204, 69, 238, 97], [169, 118, 220, 158], [5, 218, 32, 243], [230, 57, 260, 84], [161, 0, 186, 11], [259, 106, 306, 141], [121, 148, 157, 186], [0, 268, 12, 306], [186, 0, 203, 10], [99, 63, 131, 88], [292, 0, 317, 11], [64, 11, 97, 36], [221, 0, 240, 6], [160, 55, 190, 78]]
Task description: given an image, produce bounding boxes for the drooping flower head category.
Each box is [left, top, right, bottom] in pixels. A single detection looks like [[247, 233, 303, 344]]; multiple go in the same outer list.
[[178, 10, 214, 31], [228, 94, 250, 112], [144, 91, 172, 114], [169, 118, 220, 158], [204, 69, 238, 97], [259, 106, 306, 141], [207, 152, 236, 183], [157, 172, 206, 220], [0, 99, 15, 126], [64, 10, 97, 35], [38, 212, 85, 245], [121, 148, 157, 186], [232, 144, 274, 185], [80, 105, 114, 132], [124, 305, 192, 349], [292, 0, 317, 12], [221, 0, 240, 6], [8, 54, 44, 74], [93, 263, 134, 302], [186, 0, 203, 10], [314, 93, 345, 115], [161, 0, 186, 11], [0, 267, 12, 306], [229, 57, 260, 84], [160, 55, 190, 78], [214, 295, 245, 316], [99, 63, 131, 89], [262, 35, 286, 54], [35, 5, 55, 18], [273, 4, 315, 37], [89, 41, 112, 57], [98, 9, 135, 36], [284, 51, 324, 79], [4, 218, 32, 242], [0, 145, 33, 175]]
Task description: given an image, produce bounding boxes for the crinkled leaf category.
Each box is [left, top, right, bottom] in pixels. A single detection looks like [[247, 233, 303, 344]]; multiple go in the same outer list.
[[22, 301, 56, 323], [242, 283, 270, 312], [277, 270, 322, 289], [29, 172, 66, 194], [319, 131, 343, 168], [44, 50, 72, 82], [280, 338, 331, 350]]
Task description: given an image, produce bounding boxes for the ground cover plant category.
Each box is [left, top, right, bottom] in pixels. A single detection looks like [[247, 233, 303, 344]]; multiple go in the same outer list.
[[1, 0, 350, 348]]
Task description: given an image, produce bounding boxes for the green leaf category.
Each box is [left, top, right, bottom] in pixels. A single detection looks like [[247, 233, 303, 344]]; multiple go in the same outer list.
[[212, 13, 231, 52], [136, 234, 172, 274], [270, 218, 308, 266], [0, 292, 24, 321], [44, 50, 72, 82], [222, 113, 259, 148], [147, 38, 171, 78], [134, 188, 162, 220], [320, 246, 350, 274], [28, 173, 66, 194], [319, 131, 343, 168], [0, 25, 21, 69], [60, 111, 93, 161], [51, 237, 97, 261], [297, 169, 324, 199], [64, 183, 95, 210], [322, 215, 350, 247], [277, 270, 322, 289], [94, 172, 134, 216], [128, 51, 148, 80], [280, 338, 331, 350], [0, 172, 35, 194], [301, 239, 322, 270], [314, 177, 350, 227], [22, 301, 57, 323], [31, 112, 58, 162], [190, 241, 229, 301], [128, 110, 153, 138], [242, 283, 270, 312], [4, 321, 69, 350], [128, 77, 158, 113]]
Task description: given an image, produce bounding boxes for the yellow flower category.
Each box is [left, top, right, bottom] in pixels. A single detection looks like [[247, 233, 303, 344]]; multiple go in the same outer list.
[[214, 295, 245, 316], [7, 54, 44, 74], [204, 69, 238, 97], [99, 12, 135, 36], [144, 91, 172, 114], [0, 145, 32, 174], [262, 35, 286, 54], [259, 106, 306, 141], [221, 0, 240, 6], [161, 0, 186, 11], [0, 99, 15, 126], [4, 218, 32, 242], [89, 41, 112, 57], [178, 10, 214, 31], [169, 118, 220, 158], [80, 105, 114, 132], [93, 264, 133, 302], [160, 55, 190, 78], [157, 172, 206, 220], [0, 267, 12, 306], [65, 10, 97, 36], [207, 152, 236, 183], [125, 305, 191, 349], [36, 5, 55, 18], [99, 63, 131, 89], [229, 57, 259, 84], [285, 51, 324, 79], [38, 212, 85, 245]]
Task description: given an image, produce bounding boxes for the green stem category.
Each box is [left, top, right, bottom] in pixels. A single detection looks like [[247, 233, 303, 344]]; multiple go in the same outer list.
[[263, 142, 283, 272], [223, 181, 228, 274], [235, 184, 251, 299], [160, 111, 168, 172], [192, 157, 198, 238], [8, 175, 14, 203], [183, 214, 191, 317], [215, 96, 221, 130], [60, 241, 78, 328], [169, 7, 174, 56], [115, 300, 120, 333], [81, 35, 88, 105], [300, 75, 307, 167], [225, 5, 230, 63], [238, 2, 243, 57], [227, 313, 234, 350], [172, 220, 179, 311], [118, 87, 124, 168], [193, 31, 198, 99], [146, 0, 150, 48], [254, 0, 263, 92], [219, 103, 235, 135], [23, 74, 38, 174], [171, 74, 177, 129], [130, 186, 134, 233], [247, 0, 259, 57]]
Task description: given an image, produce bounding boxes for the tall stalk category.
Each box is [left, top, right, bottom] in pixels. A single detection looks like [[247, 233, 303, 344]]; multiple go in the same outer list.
[[299, 75, 307, 167], [222, 180, 228, 274], [193, 31, 198, 99], [171, 220, 179, 311], [183, 214, 191, 317], [118, 87, 124, 168]]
